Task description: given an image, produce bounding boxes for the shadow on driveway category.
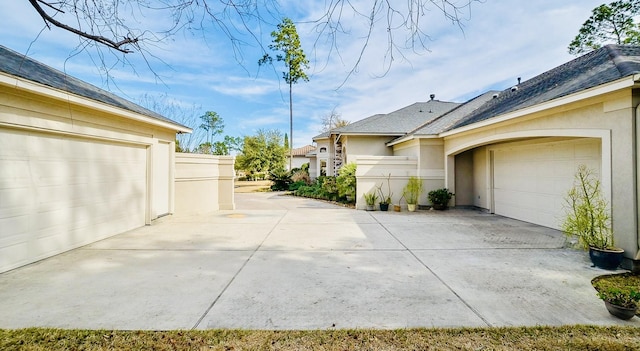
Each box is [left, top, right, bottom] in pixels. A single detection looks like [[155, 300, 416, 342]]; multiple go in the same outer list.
[[0, 193, 636, 330]]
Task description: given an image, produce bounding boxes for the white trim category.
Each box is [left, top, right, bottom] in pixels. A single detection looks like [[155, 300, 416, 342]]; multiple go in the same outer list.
[[0, 72, 192, 133], [441, 76, 638, 138]]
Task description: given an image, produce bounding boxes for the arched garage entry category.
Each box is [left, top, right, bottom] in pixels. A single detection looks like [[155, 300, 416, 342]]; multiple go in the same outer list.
[[450, 133, 610, 230]]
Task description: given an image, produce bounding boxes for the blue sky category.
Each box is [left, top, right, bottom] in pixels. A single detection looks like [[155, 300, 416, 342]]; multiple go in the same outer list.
[[0, 0, 605, 149]]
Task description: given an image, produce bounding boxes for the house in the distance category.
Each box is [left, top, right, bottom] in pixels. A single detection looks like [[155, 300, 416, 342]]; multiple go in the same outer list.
[[0, 45, 191, 273], [286, 144, 316, 171]]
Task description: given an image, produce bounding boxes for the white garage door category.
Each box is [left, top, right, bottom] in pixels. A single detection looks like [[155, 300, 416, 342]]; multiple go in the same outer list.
[[492, 138, 601, 229], [0, 129, 147, 272]]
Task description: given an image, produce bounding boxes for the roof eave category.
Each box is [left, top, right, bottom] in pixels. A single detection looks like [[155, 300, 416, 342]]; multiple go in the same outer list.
[[387, 133, 440, 147], [441, 75, 640, 138], [0, 72, 193, 134]]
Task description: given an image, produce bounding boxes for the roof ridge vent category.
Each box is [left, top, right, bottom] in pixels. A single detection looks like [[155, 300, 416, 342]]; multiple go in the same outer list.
[[430, 94, 435, 100]]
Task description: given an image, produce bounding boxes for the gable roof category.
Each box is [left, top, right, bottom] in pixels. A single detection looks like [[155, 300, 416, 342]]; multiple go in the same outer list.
[[451, 45, 640, 130], [0, 45, 190, 131], [333, 100, 461, 135]]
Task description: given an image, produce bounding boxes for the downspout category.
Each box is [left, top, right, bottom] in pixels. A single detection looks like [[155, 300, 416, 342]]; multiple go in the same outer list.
[[634, 101, 640, 272]]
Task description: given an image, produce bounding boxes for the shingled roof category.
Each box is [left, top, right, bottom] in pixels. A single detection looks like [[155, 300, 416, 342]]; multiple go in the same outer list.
[[0, 45, 189, 130], [451, 45, 640, 130], [287, 145, 316, 157], [333, 100, 460, 135]]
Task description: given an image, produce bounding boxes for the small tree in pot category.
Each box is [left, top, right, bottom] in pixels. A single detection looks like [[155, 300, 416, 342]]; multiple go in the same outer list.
[[562, 165, 624, 270], [403, 176, 423, 212], [376, 174, 392, 211]]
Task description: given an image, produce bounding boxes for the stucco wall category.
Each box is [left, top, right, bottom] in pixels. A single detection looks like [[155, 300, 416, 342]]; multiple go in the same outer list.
[[343, 135, 394, 164], [0, 75, 180, 273], [355, 156, 421, 210], [443, 90, 639, 260], [174, 153, 235, 214]]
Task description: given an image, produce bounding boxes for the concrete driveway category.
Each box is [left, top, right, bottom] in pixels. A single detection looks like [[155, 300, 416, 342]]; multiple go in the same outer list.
[[0, 192, 637, 330]]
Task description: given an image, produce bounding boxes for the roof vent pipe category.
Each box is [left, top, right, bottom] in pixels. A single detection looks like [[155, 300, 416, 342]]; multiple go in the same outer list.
[[430, 94, 435, 100], [517, 77, 521, 84]]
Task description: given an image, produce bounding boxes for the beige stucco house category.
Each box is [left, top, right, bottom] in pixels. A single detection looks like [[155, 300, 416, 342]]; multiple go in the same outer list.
[[286, 144, 316, 171], [312, 45, 640, 269], [0, 45, 192, 273]]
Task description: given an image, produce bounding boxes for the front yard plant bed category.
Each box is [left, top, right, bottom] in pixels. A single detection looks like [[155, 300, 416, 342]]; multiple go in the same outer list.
[[2, 326, 640, 351]]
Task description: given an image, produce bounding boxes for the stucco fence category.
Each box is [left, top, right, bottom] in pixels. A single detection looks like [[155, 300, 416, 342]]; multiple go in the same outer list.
[[174, 153, 235, 214], [355, 156, 444, 210]]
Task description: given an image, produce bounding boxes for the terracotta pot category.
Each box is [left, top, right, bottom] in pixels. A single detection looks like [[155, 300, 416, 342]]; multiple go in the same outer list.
[[393, 205, 401, 212]]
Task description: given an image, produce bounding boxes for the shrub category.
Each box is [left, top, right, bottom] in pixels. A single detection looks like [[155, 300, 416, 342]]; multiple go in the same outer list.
[[270, 169, 291, 191], [291, 169, 311, 185], [289, 181, 307, 191], [321, 176, 339, 200], [336, 163, 356, 198]]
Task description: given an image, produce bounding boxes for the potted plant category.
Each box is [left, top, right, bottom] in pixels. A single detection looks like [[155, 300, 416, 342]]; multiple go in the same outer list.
[[428, 188, 454, 210], [364, 191, 378, 211], [403, 176, 423, 212], [394, 194, 403, 212], [592, 273, 640, 320], [562, 165, 624, 270], [377, 174, 392, 212]]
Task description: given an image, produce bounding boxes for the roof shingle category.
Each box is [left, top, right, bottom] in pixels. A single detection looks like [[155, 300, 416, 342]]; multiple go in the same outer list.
[[451, 45, 640, 130], [0, 45, 189, 130]]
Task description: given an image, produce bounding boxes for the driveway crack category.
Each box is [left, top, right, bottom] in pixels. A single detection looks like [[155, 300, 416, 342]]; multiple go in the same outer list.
[[368, 212, 493, 327], [190, 213, 286, 329]]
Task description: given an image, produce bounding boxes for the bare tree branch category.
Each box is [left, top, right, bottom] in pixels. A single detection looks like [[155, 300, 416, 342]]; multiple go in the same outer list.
[[29, 0, 139, 53], [24, 0, 478, 84]]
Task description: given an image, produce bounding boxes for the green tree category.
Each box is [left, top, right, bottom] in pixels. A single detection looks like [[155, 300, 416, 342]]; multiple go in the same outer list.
[[284, 133, 289, 150], [569, 0, 640, 55], [199, 111, 224, 144], [259, 18, 309, 171], [236, 129, 286, 175]]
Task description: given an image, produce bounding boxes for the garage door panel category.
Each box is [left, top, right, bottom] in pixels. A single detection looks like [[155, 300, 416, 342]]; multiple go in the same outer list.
[[493, 139, 600, 230], [0, 129, 147, 272]]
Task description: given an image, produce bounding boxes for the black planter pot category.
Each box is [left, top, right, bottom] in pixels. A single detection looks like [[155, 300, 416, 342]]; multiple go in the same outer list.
[[604, 301, 637, 320], [589, 247, 624, 270], [379, 203, 389, 211], [432, 204, 447, 210]]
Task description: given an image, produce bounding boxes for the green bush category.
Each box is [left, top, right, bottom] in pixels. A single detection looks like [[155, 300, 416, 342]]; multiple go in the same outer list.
[[336, 163, 356, 198], [289, 181, 307, 191], [270, 169, 291, 191], [294, 176, 341, 202]]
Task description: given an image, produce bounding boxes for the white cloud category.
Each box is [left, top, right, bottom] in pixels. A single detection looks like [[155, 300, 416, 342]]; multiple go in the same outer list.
[[0, 0, 611, 148]]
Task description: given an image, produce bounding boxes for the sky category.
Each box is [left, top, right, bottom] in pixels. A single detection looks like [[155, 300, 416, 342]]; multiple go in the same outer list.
[[0, 0, 607, 149]]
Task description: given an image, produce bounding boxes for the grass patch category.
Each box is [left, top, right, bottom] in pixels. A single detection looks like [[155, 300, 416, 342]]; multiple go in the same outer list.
[[2, 326, 640, 350]]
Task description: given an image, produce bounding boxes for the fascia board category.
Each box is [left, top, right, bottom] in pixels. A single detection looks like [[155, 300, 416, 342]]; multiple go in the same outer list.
[[0, 72, 192, 133], [440, 76, 638, 138]]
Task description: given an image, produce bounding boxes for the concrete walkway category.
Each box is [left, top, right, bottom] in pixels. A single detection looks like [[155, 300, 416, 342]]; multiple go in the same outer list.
[[0, 192, 637, 330]]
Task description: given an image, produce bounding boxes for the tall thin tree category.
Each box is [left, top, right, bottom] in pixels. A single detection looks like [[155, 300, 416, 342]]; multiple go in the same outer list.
[[259, 17, 309, 170]]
